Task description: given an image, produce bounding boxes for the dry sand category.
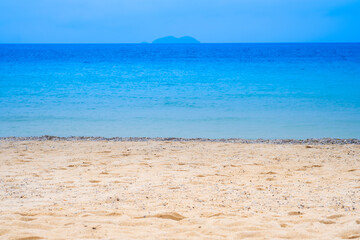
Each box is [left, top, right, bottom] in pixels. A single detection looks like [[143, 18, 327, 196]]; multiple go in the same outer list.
[[0, 140, 359, 239]]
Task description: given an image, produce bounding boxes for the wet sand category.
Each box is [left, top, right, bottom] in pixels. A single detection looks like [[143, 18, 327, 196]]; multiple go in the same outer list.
[[0, 140, 359, 239]]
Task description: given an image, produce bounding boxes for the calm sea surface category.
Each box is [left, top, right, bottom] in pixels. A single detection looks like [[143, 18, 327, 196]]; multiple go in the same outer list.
[[0, 43, 359, 139]]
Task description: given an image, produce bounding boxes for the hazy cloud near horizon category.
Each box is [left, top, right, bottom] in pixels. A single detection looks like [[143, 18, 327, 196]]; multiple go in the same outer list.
[[0, 0, 359, 43]]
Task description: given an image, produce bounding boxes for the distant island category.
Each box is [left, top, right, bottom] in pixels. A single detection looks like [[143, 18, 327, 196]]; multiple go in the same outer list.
[[152, 36, 200, 44]]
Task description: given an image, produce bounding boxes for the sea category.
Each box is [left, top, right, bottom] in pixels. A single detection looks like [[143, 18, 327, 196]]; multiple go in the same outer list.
[[0, 43, 359, 139]]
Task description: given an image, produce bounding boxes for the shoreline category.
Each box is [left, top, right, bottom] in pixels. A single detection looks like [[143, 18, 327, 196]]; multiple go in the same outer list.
[[0, 135, 359, 144]]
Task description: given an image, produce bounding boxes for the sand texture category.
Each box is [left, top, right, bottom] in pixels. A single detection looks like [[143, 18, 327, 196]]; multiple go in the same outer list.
[[0, 140, 359, 239]]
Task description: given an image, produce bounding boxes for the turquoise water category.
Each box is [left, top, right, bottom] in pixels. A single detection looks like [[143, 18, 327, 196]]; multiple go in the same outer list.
[[0, 43, 359, 139]]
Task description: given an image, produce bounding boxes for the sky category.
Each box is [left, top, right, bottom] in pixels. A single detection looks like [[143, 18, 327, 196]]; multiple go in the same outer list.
[[0, 0, 359, 43]]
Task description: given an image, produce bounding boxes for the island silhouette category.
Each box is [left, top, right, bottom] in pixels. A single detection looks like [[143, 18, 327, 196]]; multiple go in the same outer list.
[[152, 36, 200, 44]]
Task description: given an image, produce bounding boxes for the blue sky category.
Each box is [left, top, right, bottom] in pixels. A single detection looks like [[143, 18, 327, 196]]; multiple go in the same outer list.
[[0, 0, 359, 43]]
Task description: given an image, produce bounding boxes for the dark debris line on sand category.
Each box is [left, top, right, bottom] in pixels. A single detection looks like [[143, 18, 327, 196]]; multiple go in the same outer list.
[[0, 136, 359, 145]]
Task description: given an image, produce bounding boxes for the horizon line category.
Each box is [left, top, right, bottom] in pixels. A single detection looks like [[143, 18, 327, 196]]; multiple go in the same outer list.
[[1, 42, 360, 45]]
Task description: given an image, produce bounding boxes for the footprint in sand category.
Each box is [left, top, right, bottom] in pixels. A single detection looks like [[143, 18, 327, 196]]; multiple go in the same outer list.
[[17, 213, 37, 217], [262, 171, 276, 175], [319, 220, 335, 224], [106, 212, 123, 216], [207, 213, 224, 218], [89, 180, 101, 183], [20, 217, 36, 222], [288, 211, 303, 216], [310, 165, 322, 168], [151, 212, 185, 221], [266, 177, 276, 181], [136, 212, 185, 221], [327, 214, 344, 219]]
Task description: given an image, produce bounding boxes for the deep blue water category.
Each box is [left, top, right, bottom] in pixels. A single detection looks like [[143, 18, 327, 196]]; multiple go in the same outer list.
[[0, 43, 359, 139]]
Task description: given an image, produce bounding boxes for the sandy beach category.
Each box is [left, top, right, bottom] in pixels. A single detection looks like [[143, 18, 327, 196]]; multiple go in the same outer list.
[[0, 140, 359, 239]]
